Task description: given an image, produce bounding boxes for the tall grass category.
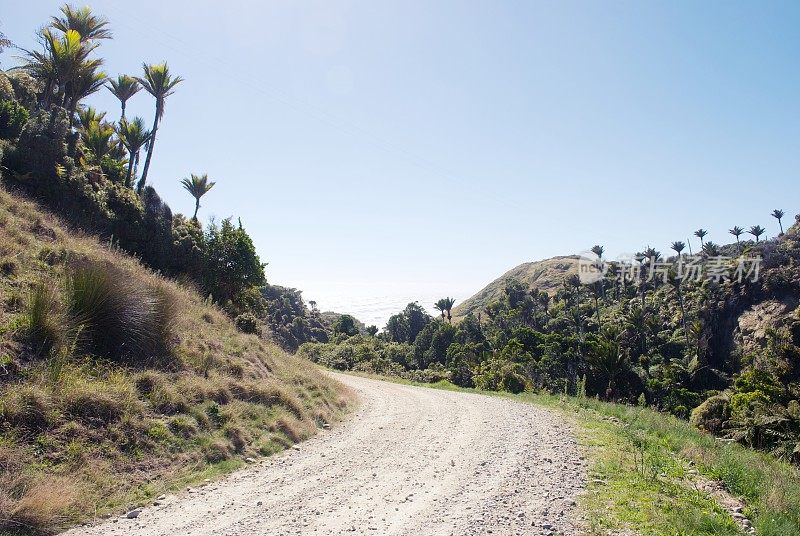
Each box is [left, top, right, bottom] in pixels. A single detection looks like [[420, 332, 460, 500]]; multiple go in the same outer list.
[[64, 261, 177, 364], [23, 283, 64, 358]]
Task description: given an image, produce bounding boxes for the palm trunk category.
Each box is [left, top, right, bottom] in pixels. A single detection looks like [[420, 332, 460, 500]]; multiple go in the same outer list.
[[779, 220, 784, 234], [125, 148, 134, 187], [677, 284, 689, 347], [121, 101, 126, 121], [192, 198, 200, 220], [138, 105, 160, 193]]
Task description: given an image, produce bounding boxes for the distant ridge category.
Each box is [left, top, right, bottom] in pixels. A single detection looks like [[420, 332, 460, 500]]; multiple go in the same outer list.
[[452, 255, 580, 320]]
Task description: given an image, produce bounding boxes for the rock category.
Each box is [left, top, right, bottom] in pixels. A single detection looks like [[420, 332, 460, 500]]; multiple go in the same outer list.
[[157, 495, 166, 501], [246, 457, 257, 463], [126, 509, 141, 519]]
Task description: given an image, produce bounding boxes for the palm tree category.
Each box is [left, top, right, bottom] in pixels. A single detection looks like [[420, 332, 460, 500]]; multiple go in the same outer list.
[[434, 299, 447, 320], [729, 226, 744, 252], [772, 209, 785, 235], [749, 225, 765, 243], [107, 75, 140, 119], [21, 28, 104, 110], [586, 336, 627, 400], [668, 270, 690, 347], [694, 229, 708, 248], [76, 106, 106, 129], [670, 241, 685, 256], [702, 241, 720, 256], [180, 174, 216, 220], [117, 117, 151, 188], [136, 62, 184, 192], [81, 120, 115, 162], [50, 5, 112, 42], [434, 297, 457, 323]]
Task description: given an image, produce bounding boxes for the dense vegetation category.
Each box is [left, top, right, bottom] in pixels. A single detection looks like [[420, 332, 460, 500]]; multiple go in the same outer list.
[[0, 8, 352, 534], [302, 218, 800, 465]]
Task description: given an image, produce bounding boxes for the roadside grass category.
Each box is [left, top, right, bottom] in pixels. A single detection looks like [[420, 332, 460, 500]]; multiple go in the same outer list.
[[341, 371, 800, 536], [0, 187, 355, 534]]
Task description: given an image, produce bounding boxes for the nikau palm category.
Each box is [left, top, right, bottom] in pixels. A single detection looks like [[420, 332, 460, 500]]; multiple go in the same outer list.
[[117, 117, 151, 188], [749, 225, 765, 243], [50, 4, 112, 42], [434, 297, 457, 323], [772, 209, 785, 235], [729, 226, 744, 252], [107, 74, 140, 119], [694, 229, 707, 248], [136, 62, 184, 192], [181, 174, 216, 220]]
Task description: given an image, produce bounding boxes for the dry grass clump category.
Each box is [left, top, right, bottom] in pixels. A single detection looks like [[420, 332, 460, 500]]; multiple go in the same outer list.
[[0, 186, 355, 534]]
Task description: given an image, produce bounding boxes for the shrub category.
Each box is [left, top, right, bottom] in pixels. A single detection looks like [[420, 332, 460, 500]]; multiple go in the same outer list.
[[6, 71, 40, 109], [234, 313, 259, 334], [0, 99, 29, 140], [690, 394, 731, 434], [0, 72, 13, 102], [473, 358, 528, 393]]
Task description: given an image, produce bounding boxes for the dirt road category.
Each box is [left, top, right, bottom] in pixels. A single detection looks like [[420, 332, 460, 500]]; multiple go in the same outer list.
[[66, 373, 586, 535]]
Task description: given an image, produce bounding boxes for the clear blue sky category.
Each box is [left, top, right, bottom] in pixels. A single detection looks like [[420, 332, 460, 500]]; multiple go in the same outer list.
[[3, 1, 799, 315]]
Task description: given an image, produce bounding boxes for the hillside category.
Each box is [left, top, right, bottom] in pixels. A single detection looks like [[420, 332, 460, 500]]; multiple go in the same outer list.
[[0, 186, 352, 534], [452, 255, 579, 320]]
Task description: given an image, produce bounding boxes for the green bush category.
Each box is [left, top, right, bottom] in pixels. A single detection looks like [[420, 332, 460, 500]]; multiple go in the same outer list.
[[0, 72, 13, 102], [473, 357, 527, 393], [234, 313, 259, 334], [0, 99, 26, 139], [690, 394, 731, 434], [6, 71, 40, 109]]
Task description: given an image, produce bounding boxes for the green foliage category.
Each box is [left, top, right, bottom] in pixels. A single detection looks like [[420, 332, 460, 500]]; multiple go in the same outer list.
[[473, 356, 527, 393], [203, 218, 265, 305], [0, 99, 29, 139], [332, 314, 359, 337], [690, 394, 731, 434], [234, 312, 259, 334]]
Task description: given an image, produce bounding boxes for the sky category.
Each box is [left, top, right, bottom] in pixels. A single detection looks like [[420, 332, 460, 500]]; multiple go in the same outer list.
[[2, 1, 799, 326]]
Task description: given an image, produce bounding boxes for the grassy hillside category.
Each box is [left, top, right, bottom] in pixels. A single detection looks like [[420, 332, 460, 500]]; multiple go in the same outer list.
[[452, 255, 578, 320], [0, 185, 353, 534]]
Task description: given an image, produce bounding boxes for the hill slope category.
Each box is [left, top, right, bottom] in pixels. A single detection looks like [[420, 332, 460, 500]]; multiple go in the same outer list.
[[452, 255, 579, 320], [0, 185, 353, 534]]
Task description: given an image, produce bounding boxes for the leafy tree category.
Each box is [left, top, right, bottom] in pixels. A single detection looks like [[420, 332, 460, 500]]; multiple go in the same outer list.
[[180, 173, 216, 220], [332, 314, 359, 337], [366, 325, 379, 337], [772, 209, 785, 235], [136, 62, 183, 191], [749, 225, 765, 243], [106, 74, 140, 119], [385, 302, 431, 343], [203, 218, 265, 305], [117, 117, 151, 188]]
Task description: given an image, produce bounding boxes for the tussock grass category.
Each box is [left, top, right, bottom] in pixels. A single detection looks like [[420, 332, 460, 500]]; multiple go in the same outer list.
[[0, 185, 355, 534]]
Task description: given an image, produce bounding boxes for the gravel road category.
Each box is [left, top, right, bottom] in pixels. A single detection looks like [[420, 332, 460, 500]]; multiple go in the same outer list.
[[66, 373, 586, 535]]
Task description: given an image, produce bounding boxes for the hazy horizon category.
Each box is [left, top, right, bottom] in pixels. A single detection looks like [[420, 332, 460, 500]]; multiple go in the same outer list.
[[4, 1, 798, 326]]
